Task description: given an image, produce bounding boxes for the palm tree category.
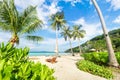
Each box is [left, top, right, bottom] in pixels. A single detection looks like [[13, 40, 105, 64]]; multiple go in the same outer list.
[[91, 0, 119, 67], [61, 26, 74, 56], [0, 0, 43, 45], [72, 25, 86, 55], [50, 11, 66, 57]]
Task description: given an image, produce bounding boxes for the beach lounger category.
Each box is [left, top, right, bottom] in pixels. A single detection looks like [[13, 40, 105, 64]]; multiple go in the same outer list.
[[46, 57, 57, 63]]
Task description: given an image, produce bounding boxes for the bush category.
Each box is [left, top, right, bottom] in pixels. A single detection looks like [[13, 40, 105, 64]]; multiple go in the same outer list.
[[82, 52, 120, 65], [82, 52, 109, 65], [76, 60, 113, 79], [115, 52, 120, 64], [0, 43, 55, 80]]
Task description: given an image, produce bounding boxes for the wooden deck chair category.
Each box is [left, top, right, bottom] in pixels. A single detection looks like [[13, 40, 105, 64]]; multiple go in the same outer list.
[[46, 57, 57, 63]]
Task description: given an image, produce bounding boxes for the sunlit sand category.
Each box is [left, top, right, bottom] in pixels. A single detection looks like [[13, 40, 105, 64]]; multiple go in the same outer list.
[[29, 55, 106, 80]]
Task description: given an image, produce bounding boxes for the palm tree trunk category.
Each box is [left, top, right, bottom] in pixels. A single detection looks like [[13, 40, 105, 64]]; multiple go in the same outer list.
[[78, 38, 82, 55], [55, 26, 59, 57], [9, 33, 17, 46], [69, 38, 74, 56], [92, 0, 119, 67]]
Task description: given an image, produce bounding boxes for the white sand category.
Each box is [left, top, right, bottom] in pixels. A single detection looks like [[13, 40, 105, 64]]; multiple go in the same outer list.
[[29, 55, 107, 80]]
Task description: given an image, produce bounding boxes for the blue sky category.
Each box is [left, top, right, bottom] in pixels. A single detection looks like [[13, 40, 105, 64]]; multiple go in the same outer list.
[[0, 0, 120, 52]]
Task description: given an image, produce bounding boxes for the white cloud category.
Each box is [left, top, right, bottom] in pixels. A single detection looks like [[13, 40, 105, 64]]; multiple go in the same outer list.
[[72, 17, 102, 41], [63, 0, 82, 6], [48, 2, 61, 15], [89, 0, 92, 5], [106, 0, 111, 2], [40, 38, 67, 46], [15, 0, 45, 9], [106, 0, 120, 11], [15, 0, 61, 27], [113, 15, 120, 24]]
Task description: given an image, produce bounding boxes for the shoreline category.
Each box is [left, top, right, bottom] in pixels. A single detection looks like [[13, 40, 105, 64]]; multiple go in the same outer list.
[[28, 52, 71, 57]]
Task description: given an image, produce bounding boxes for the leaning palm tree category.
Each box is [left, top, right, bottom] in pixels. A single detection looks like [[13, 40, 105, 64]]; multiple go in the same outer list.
[[61, 26, 74, 56], [50, 11, 66, 57], [72, 25, 86, 55], [0, 0, 43, 45], [91, 0, 119, 67]]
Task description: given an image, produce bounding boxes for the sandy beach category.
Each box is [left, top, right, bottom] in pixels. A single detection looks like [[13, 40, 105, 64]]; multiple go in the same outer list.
[[29, 55, 107, 80]]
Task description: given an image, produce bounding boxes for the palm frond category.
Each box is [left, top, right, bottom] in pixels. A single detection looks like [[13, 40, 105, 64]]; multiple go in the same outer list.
[[10, 0, 19, 27], [25, 35, 43, 42], [51, 22, 57, 30], [0, 22, 12, 31], [0, 0, 18, 32], [20, 19, 43, 34], [61, 26, 72, 41], [50, 11, 66, 31], [21, 6, 37, 26], [72, 24, 86, 40], [19, 5, 43, 34], [0, 1, 11, 26]]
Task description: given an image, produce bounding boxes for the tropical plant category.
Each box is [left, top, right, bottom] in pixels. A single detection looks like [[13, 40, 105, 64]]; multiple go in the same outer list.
[[0, 42, 55, 80], [91, 0, 119, 67], [50, 11, 66, 57], [82, 52, 120, 65], [76, 60, 113, 79], [0, 0, 43, 45], [82, 52, 109, 65], [72, 25, 86, 54], [61, 26, 74, 56]]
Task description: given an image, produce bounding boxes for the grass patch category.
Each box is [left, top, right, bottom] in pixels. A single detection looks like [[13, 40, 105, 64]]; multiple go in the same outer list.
[[76, 60, 113, 79]]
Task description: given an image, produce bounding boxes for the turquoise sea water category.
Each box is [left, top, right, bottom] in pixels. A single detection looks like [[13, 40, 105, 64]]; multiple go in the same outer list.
[[29, 52, 69, 56]]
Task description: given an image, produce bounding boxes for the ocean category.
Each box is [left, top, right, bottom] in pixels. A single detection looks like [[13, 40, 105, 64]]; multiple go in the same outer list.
[[29, 52, 69, 56]]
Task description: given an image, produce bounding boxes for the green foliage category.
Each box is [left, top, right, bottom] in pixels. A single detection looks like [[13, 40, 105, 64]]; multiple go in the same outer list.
[[76, 60, 113, 79], [50, 11, 66, 31], [0, 0, 43, 44], [66, 28, 120, 53], [72, 25, 86, 40], [82, 52, 120, 65], [115, 52, 120, 64], [0, 42, 55, 80], [82, 52, 109, 65]]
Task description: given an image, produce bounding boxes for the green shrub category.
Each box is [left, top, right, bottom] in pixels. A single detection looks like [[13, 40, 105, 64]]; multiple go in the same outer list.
[[0, 42, 55, 80], [82, 52, 120, 65], [76, 60, 113, 79], [82, 52, 109, 65], [115, 52, 120, 64]]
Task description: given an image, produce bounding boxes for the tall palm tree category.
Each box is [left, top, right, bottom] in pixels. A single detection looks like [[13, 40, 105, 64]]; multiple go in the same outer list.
[[0, 0, 43, 45], [50, 11, 66, 57], [91, 0, 119, 67], [61, 26, 74, 56], [72, 25, 86, 55]]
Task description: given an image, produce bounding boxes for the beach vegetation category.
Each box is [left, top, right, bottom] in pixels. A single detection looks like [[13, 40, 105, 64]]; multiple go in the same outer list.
[[0, 42, 55, 80], [76, 60, 113, 79], [82, 52, 120, 65]]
